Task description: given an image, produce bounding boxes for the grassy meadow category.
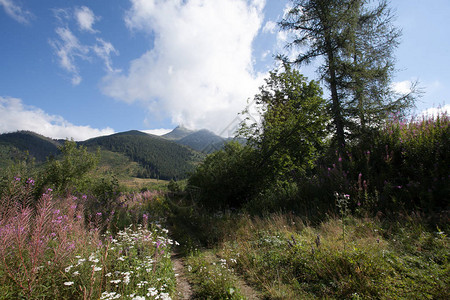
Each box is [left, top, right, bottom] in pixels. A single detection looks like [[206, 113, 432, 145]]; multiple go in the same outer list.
[[0, 113, 448, 299]]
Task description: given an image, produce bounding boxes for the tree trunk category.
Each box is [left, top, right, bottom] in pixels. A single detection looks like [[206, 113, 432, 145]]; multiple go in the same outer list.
[[326, 43, 345, 154]]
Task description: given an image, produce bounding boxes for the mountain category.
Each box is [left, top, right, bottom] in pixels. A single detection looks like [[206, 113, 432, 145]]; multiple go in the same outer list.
[[0, 131, 61, 162], [162, 125, 195, 140], [81, 130, 203, 180], [161, 126, 242, 153], [0, 126, 243, 180], [177, 129, 227, 153]]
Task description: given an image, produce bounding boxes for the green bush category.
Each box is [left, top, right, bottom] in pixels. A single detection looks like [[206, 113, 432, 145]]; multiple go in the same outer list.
[[39, 140, 98, 196], [188, 142, 260, 210], [341, 113, 450, 214]]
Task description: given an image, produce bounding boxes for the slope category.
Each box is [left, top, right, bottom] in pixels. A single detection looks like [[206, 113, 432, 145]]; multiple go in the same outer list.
[[177, 129, 227, 153], [81, 130, 204, 180], [0, 131, 61, 162], [162, 125, 195, 140]]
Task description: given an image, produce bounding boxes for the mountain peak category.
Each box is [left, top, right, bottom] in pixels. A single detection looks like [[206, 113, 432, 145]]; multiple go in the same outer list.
[[162, 125, 195, 140]]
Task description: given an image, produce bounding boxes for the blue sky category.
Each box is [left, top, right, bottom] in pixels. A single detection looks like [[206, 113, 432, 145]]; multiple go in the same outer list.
[[0, 0, 448, 140]]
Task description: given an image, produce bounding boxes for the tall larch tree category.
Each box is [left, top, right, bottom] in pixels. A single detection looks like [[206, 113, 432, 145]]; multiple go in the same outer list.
[[279, 0, 413, 151]]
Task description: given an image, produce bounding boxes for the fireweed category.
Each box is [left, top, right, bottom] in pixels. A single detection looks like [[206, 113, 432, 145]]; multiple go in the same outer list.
[[0, 180, 177, 299], [0, 186, 97, 299]]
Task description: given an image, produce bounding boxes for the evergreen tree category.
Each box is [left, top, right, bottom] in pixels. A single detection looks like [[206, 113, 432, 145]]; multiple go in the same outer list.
[[337, 0, 415, 140], [279, 0, 414, 149]]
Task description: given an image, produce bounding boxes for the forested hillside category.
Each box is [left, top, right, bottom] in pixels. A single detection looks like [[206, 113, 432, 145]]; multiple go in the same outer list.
[[177, 129, 225, 153], [162, 126, 242, 153], [0, 131, 61, 162], [81, 130, 203, 180], [0, 129, 205, 180]]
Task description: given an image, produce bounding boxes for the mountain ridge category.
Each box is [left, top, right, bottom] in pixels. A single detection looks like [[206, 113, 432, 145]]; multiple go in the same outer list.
[[0, 126, 239, 179]]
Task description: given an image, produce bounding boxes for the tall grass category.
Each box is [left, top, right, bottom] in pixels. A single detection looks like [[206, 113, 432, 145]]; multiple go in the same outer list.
[[217, 213, 449, 299]]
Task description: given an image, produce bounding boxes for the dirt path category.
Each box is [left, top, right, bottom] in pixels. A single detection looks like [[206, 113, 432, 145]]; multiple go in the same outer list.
[[172, 252, 193, 300]]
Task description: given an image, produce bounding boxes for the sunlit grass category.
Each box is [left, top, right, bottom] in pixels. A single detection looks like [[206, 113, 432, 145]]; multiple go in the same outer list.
[[185, 250, 244, 299]]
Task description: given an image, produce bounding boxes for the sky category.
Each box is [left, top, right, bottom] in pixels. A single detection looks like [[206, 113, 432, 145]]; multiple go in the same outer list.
[[0, 0, 449, 141]]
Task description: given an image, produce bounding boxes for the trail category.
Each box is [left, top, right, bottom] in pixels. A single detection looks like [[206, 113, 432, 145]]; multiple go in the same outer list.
[[172, 252, 193, 300], [171, 250, 261, 300]]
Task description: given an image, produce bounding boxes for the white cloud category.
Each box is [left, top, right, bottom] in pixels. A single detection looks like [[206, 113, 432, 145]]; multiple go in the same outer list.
[[262, 20, 276, 34], [93, 38, 120, 72], [0, 0, 33, 24], [49, 27, 90, 85], [261, 50, 271, 60], [50, 7, 117, 84], [0, 97, 114, 141], [420, 104, 449, 118], [140, 128, 172, 136], [392, 80, 414, 95], [102, 0, 266, 133], [75, 6, 98, 33]]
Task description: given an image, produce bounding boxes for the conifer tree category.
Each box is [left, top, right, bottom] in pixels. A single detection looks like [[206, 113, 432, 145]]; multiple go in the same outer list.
[[279, 0, 414, 149]]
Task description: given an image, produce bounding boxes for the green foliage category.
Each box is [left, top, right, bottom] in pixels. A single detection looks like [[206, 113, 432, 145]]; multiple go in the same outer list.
[[188, 141, 259, 210], [279, 0, 414, 149], [276, 112, 449, 218], [244, 181, 300, 214], [217, 214, 449, 299], [186, 251, 245, 299], [0, 144, 21, 170], [0, 150, 38, 204], [339, 113, 448, 215], [366, 113, 449, 212], [240, 65, 329, 180], [167, 179, 181, 193], [86, 174, 121, 216], [189, 67, 329, 211], [39, 140, 99, 195]]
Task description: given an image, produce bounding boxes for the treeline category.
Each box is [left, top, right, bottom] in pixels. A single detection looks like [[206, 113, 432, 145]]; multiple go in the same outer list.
[[187, 0, 449, 220], [189, 68, 449, 220]]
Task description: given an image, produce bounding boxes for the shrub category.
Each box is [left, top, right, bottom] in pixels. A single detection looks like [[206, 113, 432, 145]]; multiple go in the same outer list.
[[286, 112, 449, 218], [220, 214, 449, 299], [188, 142, 260, 210], [186, 251, 244, 299]]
